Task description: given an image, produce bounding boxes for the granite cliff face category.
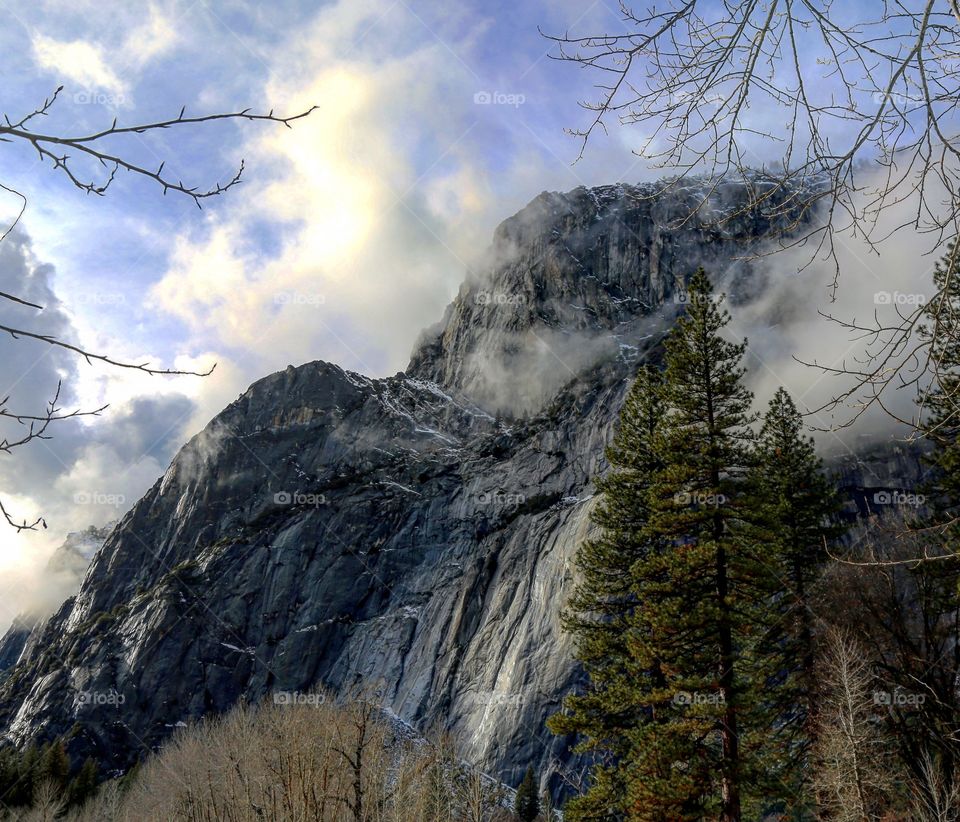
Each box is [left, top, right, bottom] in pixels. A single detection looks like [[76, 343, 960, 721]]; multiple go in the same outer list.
[[408, 180, 789, 413], [0, 179, 920, 793]]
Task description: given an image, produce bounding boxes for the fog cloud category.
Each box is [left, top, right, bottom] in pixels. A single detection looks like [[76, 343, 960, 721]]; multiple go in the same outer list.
[[0, 232, 197, 629]]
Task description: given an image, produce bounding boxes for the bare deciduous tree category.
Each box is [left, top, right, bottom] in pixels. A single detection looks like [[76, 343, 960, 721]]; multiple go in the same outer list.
[[58, 691, 512, 822], [823, 524, 960, 814], [456, 761, 509, 822], [811, 629, 900, 820], [911, 752, 960, 821], [17, 778, 66, 822]]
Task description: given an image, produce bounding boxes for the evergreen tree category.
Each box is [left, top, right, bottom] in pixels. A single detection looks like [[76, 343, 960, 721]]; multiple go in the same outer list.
[[623, 269, 782, 821], [515, 766, 541, 821], [39, 739, 71, 791], [16, 744, 40, 806], [68, 756, 99, 807], [0, 747, 20, 807], [548, 366, 664, 819], [747, 387, 842, 812]]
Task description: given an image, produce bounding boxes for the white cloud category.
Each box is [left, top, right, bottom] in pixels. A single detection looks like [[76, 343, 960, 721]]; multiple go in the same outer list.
[[123, 5, 178, 68], [149, 1, 514, 379], [0, 230, 199, 630], [30, 4, 180, 101], [32, 34, 128, 97]]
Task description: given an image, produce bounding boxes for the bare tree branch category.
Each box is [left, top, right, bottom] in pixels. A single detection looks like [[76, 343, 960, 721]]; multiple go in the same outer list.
[[0, 321, 215, 377], [0, 89, 316, 529], [0, 381, 108, 532], [0, 88, 317, 207], [546, 1, 960, 424]]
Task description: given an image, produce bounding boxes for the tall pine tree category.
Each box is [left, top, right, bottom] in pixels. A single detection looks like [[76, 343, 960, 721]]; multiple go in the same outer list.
[[548, 366, 664, 820], [554, 271, 801, 820], [624, 270, 781, 821], [747, 387, 842, 814], [39, 740, 70, 791], [67, 757, 99, 808]]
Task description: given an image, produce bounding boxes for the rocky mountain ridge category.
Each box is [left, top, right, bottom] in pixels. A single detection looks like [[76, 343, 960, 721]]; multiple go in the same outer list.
[[0, 178, 925, 795]]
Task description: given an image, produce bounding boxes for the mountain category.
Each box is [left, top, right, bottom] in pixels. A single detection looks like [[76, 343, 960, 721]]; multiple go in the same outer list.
[[0, 177, 924, 795]]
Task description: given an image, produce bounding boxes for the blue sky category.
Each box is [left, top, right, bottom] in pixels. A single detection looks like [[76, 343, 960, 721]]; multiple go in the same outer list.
[[0, 0, 651, 372]]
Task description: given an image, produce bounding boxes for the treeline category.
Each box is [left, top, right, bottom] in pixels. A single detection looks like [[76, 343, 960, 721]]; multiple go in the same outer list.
[[549, 265, 960, 819], [0, 694, 551, 821], [0, 740, 98, 816]]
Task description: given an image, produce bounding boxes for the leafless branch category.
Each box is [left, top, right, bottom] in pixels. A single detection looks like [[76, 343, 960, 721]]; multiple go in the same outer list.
[[0, 381, 108, 532], [0, 321, 215, 377], [0, 87, 317, 207], [0, 89, 316, 529], [546, 0, 960, 424]]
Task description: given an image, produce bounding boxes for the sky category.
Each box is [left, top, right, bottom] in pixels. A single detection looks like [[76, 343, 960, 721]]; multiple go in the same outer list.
[[0, 0, 944, 625]]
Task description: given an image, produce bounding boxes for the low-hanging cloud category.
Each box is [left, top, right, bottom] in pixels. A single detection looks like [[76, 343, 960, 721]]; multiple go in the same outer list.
[[709, 175, 947, 453]]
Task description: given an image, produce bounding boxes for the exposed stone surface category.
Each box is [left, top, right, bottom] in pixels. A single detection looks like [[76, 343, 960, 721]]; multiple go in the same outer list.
[[0, 620, 32, 676], [408, 179, 792, 414], [0, 178, 924, 795]]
